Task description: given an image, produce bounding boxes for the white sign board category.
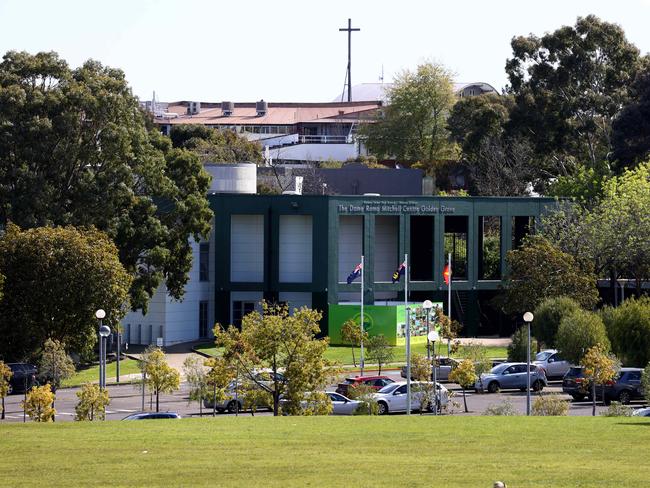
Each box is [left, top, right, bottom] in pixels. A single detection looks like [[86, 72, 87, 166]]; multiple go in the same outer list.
[[156, 337, 163, 347]]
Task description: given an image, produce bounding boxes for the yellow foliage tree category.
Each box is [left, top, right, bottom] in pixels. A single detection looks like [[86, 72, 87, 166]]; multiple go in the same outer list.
[[583, 344, 619, 416], [0, 361, 12, 420], [144, 349, 180, 412], [75, 383, 110, 421], [22, 384, 56, 422], [449, 359, 477, 413]]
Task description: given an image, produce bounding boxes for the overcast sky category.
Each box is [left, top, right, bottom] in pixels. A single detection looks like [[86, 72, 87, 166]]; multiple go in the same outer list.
[[2, 0, 650, 103]]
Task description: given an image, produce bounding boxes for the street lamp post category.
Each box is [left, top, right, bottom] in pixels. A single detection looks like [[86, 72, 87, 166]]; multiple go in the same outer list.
[[405, 306, 411, 416], [428, 329, 439, 415], [523, 311, 534, 416], [96, 309, 110, 390]]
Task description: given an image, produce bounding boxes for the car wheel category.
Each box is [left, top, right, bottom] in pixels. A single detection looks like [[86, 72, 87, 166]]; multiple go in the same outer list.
[[571, 394, 585, 402], [377, 402, 388, 415], [532, 380, 544, 392], [487, 382, 499, 394], [618, 390, 632, 405], [226, 400, 240, 414]]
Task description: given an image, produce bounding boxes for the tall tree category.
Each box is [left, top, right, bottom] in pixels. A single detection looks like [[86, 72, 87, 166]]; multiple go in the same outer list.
[[500, 236, 599, 315], [169, 124, 262, 164], [0, 225, 131, 361], [215, 302, 337, 416], [143, 348, 180, 412], [612, 69, 650, 170], [0, 51, 213, 311], [556, 309, 610, 365], [366, 335, 394, 375], [360, 61, 457, 172], [340, 319, 367, 367], [506, 15, 642, 176]]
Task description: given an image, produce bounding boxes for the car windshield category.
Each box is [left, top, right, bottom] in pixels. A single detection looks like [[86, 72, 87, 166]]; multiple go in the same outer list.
[[535, 351, 553, 361], [490, 364, 510, 374], [377, 384, 399, 394]]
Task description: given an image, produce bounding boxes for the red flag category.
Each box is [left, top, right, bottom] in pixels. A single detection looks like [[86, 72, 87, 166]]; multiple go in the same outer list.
[[443, 263, 452, 285]]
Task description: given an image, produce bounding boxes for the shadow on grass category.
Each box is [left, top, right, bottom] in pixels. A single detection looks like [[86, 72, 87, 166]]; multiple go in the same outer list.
[[617, 421, 650, 426]]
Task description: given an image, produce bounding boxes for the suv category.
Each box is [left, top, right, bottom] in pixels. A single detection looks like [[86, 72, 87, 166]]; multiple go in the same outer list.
[[562, 367, 590, 401], [534, 349, 571, 379], [7, 363, 38, 394], [604, 368, 644, 404], [475, 362, 547, 393], [400, 357, 459, 381], [335, 376, 394, 396]]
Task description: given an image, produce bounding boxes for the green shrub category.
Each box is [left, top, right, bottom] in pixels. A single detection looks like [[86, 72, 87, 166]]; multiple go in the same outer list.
[[532, 394, 569, 416], [348, 384, 379, 416], [533, 297, 581, 348], [642, 363, 650, 401], [507, 326, 538, 362], [556, 309, 610, 365], [601, 297, 650, 367], [600, 401, 633, 417], [483, 399, 519, 416]]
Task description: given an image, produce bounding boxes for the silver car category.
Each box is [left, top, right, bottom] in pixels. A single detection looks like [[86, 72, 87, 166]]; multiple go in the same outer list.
[[280, 391, 362, 415], [400, 357, 459, 381], [534, 349, 572, 379], [475, 362, 547, 393], [373, 381, 449, 415]]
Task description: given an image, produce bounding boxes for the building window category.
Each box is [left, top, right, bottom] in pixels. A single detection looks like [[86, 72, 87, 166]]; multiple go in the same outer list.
[[199, 242, 210, 281], [199, 301, 209, 338], [232, 301, 255, 328]]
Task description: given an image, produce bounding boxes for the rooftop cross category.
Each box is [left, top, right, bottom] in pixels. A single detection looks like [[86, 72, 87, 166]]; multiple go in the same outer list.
[[339, 18, 360, 103]]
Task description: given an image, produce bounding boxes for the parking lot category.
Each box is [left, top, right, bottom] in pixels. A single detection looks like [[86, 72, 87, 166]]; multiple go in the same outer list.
[[5, 367, 647, 422]]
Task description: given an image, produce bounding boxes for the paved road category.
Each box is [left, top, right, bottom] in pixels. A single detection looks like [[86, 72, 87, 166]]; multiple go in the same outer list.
[[5, 369, 646, 422]]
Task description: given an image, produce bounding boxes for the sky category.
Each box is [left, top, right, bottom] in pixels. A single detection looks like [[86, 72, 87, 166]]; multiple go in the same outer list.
[[2, 0, 650, 103]]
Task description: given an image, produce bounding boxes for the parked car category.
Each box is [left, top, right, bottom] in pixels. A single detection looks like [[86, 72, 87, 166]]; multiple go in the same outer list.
[[475, 362, 547, 393], [280, 391, 362, 415], [562, 366, 590, 401], [632, 407, 650, 417], [534, 349, 572, 379], [373, 381, 449, 415], [122, 412, 181, 420], [604, 368, 644, 404], [400, 357, 459, 381], [6, 363, 38, 394], [335, 375, 394, 396], [203, 380, 273, 413]]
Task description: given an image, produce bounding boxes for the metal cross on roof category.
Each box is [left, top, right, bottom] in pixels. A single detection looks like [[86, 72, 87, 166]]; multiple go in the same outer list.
[[339, 19, 360, 103]]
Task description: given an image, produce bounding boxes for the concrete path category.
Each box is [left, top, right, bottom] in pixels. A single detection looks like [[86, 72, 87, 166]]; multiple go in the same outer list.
[[126, 340, 208, 376]]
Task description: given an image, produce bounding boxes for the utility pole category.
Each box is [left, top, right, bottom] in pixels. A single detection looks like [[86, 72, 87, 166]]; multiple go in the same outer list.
[[339, 18, 360, 102]]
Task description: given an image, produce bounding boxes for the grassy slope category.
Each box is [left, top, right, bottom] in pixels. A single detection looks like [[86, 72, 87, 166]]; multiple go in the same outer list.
[[1, 417, 648, 487], [61, 359, 141, 388], [195, 342, 508, 366]]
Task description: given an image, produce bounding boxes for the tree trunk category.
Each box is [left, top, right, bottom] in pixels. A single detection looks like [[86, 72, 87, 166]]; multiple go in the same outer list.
[[351, 346, 356, 367], [592, 381, 596, 417], [212, 385, 216, 417], [52, 398, 55, 422], [463, 388, 468, 413], [156, 390, 160, 413], [378, 361, 382, 375], [1, 396, 4, 420]]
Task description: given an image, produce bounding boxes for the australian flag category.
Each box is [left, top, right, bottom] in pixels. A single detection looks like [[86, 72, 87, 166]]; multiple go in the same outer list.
[[346, 263, 363, 284], [392, 261, 406, 283]]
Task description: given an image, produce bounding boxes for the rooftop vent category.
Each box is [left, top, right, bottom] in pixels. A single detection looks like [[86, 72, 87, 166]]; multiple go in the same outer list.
[[187, 101, 201, 115], [256, 99, 268, 117], [221, 101, 234, 116]]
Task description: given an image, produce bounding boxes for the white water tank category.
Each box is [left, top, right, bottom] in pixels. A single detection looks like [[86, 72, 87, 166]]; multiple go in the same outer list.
[[204, 163, 257, 194]]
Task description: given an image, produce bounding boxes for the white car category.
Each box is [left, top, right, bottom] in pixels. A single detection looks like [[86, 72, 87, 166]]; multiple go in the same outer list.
[[534, 349, 572, 379], [632, 407, 650, 417], [280, 391, 362, 415], [373, 381, 449, 415]]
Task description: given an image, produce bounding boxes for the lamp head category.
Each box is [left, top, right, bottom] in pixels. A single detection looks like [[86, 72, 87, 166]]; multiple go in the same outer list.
[[427, 330, 439, 342], [99, 325, 111, 337], [95, 309, 106, 320], [422, 300, 434, 310], [523, 312, 534, 323]]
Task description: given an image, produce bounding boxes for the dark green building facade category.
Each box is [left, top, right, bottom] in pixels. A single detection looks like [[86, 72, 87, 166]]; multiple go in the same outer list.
[[210, 194, 557, 337]]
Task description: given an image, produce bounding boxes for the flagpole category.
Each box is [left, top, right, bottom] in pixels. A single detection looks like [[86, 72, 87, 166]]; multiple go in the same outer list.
[[360, 254, 365, 376], [447, 252, 452, 357], [405, 253, 411, 416]]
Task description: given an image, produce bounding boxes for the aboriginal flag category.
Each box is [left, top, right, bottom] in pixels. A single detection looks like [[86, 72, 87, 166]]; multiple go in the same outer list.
[[392, 261, 406, 283], [346, 263, 363, 284], [443, 263, 452, 285]]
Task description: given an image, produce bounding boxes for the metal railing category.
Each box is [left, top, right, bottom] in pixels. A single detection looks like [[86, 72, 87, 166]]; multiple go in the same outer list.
[[298, 135, 352, 144]]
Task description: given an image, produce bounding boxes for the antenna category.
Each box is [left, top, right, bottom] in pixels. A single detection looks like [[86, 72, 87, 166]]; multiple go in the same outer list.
[[379, 65, 384, 84]]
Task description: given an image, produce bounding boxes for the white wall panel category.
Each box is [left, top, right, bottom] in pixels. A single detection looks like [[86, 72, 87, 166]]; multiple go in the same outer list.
[[231, 215, 264, 282], [374, 216, 398, 282], [338, 215, 363, 283], [279, 215, 313, 283]]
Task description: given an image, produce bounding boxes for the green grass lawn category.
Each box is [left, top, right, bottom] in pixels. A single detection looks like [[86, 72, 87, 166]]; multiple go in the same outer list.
[[0, 417, 648, 487], [61, 359, 141, 388], [195, 341, 508, 367]]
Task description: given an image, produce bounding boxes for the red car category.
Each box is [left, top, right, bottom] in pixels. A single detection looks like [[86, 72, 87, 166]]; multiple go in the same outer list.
[[335, 375, 395, 396]]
